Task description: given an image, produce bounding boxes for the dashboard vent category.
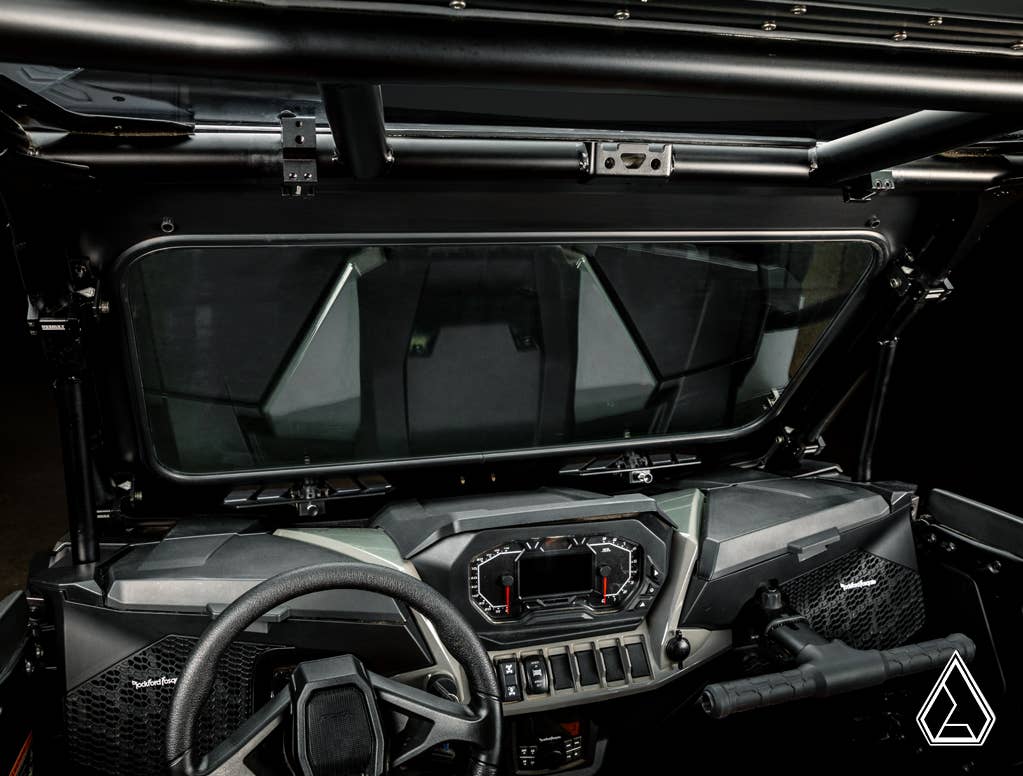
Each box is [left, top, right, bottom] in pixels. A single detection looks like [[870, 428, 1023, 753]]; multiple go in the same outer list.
[[781, 549, 925, 650]]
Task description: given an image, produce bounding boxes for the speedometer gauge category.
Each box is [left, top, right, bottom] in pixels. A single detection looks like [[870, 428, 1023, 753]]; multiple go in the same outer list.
[[469, 542, 524, 619]]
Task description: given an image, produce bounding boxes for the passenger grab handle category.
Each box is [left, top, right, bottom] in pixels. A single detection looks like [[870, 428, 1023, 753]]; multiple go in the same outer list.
[[700, 619, 976, 719]]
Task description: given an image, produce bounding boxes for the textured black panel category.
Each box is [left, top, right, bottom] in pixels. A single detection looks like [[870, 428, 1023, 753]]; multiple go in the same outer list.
[[781, 550, 925, 650], [305, 686, 375, 776], [65, 635, 282, 776]]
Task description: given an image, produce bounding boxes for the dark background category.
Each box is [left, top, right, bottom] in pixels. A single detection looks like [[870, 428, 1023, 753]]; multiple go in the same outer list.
[[0, 257, 66, 595], [1, 202, 1020, 596]]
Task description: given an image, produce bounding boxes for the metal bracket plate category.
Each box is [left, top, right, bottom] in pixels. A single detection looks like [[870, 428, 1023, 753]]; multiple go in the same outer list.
[[280, 114, 317, 197], [844, 169, 895, 202], [594, 142, 672, 177]]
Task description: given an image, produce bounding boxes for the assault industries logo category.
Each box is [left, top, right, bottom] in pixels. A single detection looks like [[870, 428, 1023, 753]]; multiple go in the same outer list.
[[916, 652, 995, 746]]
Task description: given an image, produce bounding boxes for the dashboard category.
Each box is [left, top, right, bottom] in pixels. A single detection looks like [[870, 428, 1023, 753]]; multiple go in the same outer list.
[[46, 474, 913, 776]]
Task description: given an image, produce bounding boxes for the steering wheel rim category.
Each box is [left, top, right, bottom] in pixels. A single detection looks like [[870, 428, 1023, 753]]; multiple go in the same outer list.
[[165, 562, 501, 776]]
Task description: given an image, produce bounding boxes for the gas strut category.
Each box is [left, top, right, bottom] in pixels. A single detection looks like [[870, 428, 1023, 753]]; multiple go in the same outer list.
[[701, 616, 975, 719]]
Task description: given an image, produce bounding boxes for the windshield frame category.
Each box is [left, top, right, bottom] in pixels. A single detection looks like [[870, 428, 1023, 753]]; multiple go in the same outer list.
[[114, 229, 885, 484]]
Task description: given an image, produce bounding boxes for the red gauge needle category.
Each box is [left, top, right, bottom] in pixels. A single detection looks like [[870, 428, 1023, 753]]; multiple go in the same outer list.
[[602, 576, 607, 605], [505, 584, 511, 614]]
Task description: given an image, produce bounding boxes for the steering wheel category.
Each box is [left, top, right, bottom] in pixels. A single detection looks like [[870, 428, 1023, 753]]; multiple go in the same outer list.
[[165, 562, 502, 776]]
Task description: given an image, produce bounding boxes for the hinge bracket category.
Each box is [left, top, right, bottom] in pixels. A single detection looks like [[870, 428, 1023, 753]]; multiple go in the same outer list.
[[280, 114, 317, 197], [844, 170, 895, 202]]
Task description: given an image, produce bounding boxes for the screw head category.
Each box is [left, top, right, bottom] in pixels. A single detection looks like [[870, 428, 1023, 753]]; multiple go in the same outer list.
[[889, 276, 902, 289], [1012, 40, 1023, 51], [762, 19, 778, 31], [791, 4, 807, 14], [928, 16, 943, 26], [614, 9, 630, 20], [449, 0, 466, 8], [892, 29, 908, 41]]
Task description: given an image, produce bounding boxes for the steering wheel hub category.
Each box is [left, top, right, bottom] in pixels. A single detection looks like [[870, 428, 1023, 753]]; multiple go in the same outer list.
[[290, 655, 385, 776]]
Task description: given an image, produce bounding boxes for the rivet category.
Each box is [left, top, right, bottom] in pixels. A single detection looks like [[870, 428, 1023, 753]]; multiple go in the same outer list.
[[615, 9, 630, 20], [762, 19, 777, 31], [791, 4, 807, 14], [892, 29, 908, 41], [928, 16, 943, 26]]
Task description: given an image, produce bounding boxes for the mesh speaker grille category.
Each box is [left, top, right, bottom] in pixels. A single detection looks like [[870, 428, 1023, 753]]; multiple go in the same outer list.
[[780, 549, 925, 650], [65, 635, 279, 776], [305, 686, 375, 776]]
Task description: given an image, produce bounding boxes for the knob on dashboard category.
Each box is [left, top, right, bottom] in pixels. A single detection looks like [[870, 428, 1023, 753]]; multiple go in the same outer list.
[[665, 632, 691, 668]]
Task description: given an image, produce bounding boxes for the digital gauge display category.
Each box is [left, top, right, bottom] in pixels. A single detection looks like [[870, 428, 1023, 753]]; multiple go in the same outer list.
[[468, 535, 642, 621]]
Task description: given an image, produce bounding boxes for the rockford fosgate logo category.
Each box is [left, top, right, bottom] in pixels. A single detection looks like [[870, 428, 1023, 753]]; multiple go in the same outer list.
[[130, 675, 178, 690], [839, 579, 877, 591]]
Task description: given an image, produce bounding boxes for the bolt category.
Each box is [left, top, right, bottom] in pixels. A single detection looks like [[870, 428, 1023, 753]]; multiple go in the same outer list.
[[160, 216, 175, 234], [791, 4, 807, 14], [615, 9, 630, 20], [294, 134, 304, 144], [762, 19, 777, 31], [867, 215, 881, 229], [987, 560, 1001, 574], [928, 16, 943, 26], [889, 276, 902, 289], [98, 300, 110, 314], [892, 29, 908, 41], [449, 0, 466, 7], [1013, 40, 1023, 51], [774, 434, 786, 444]]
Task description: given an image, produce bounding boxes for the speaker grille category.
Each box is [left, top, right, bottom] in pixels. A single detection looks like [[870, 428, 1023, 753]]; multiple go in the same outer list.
[[780, 549, 925, 650], [65, 635, 280, 776]]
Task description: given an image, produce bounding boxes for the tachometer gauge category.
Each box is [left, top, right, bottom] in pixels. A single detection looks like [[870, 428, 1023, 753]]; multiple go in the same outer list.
[[468, 542, 523, 619], [585, 536, 641, 607]]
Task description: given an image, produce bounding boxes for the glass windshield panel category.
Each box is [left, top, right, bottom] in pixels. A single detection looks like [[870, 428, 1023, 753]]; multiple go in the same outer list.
[[123, 240, 874, 473]]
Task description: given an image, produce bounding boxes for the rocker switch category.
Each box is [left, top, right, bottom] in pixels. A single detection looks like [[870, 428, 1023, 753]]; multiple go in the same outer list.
[[522, 656, 549, 695], [496, 658, 522, 702]]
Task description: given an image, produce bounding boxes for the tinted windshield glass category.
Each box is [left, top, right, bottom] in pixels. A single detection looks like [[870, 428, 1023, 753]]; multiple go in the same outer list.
[[123, 240, 874, 474]]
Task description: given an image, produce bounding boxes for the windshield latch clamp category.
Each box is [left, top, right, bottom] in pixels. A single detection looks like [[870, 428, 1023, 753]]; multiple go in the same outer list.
[[593, 142, 672, 177], [280, 114, 317, 197]]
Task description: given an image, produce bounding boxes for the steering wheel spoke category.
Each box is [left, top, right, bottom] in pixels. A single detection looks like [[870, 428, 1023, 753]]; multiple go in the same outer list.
[[171, 691, 290, 776], [370, 672, 490, 767]]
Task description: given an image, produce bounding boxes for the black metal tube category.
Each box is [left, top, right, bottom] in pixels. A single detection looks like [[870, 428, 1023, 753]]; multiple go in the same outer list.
[[54, 376, 98, 565], [857, 337, 899, 483], [814, 111, 1023, 183], [321, 84, 391, 180], [5, 0, 1023, 112], [29, 131, 1009, 188]]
